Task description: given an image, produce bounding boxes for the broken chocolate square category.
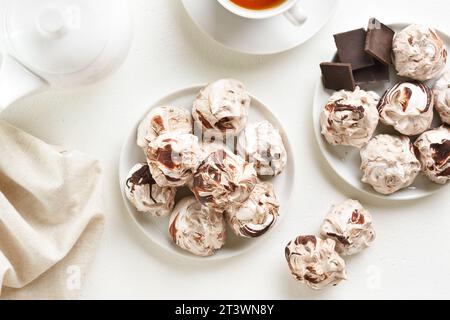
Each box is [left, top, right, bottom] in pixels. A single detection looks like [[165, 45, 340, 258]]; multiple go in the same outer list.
[[334, 28, 374, 70], [353, 60, 390, 85], [320, 62, 355, 91], [365, 18, 395, 65]]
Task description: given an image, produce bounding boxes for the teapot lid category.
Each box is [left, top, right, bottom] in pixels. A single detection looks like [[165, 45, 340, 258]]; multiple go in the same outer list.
[[3, 0, 111, 75]]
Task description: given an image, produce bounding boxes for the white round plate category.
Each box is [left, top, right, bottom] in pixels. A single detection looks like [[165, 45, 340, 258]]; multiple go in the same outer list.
[[313, 23, 450, 201], [120, 85, 295, 260], [181, 0, 339, 55]]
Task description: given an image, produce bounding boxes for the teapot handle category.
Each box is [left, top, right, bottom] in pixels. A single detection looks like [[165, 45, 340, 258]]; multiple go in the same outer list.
[[0, 54, 47, 113]]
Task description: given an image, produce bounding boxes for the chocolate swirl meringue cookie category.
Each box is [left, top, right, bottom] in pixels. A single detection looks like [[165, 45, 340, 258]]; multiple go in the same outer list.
[[378, 82, 434, 136], [415, 126, 450, 184], [192, 146, 257, 212], [360, 134, 421, 195], [237, 120, 287, 176], [393, 24, 447, 81], [147, 132, 201, 187], [320, 87, 380, 148], [285, 236, 347, 290], [125, 163, 176, 217], [320, 200, 375, 256], [192, 79, 251, 136], [433, 71, 450, 125], [226, 181, 280, 238], [137, 106, 193, 149], [169, 197, 226, 257]]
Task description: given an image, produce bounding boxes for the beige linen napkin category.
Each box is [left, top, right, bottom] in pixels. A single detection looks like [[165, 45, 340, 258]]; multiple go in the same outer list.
[[0, 120, 105, 299]]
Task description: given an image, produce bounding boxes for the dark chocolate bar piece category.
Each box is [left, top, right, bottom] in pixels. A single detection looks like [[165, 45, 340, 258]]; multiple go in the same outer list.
[[334, 28, 374, 70], [365, 18, 395, 65], [353, 61, 390, 85], [332, 53, 340, 63], [320, 62, 355, 91]]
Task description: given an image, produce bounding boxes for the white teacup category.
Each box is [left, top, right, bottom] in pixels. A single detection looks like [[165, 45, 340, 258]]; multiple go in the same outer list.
[[217, 0, 308, 26]]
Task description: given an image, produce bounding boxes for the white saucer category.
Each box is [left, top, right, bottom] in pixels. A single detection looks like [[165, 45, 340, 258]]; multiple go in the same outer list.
[[119, 85, 295, 260], [313, 23, 450, 201], [181, 0, 340, 55]]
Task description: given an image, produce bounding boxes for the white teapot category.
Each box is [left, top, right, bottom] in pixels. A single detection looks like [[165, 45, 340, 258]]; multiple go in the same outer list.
[[0, 0, 133, 112]]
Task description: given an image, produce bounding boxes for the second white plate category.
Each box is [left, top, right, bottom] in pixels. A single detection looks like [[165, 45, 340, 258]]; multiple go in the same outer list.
[[119, 85, 295, 260], [313, 23, 450, 201]]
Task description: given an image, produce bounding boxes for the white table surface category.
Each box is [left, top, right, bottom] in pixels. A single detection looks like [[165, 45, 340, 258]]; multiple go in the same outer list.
[[2, 0, 450, 300]]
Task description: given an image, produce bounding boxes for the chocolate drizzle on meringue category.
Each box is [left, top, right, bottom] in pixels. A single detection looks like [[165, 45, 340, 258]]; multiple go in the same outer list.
[[350, 210, 365, 224], [126, 164, 157, 203], [152, 115, 165, 133], [326, 233, 351, 246], [169, 213, 178, 242], [304, 274, 320, 284], [239, 220, 274, 238], [334, 102, 365, 114], [157, 144, 176, 169], [216, 117, 234, 131], [393, 87, 412, 112], [431, 140, 450, 167], [437, 167, 450, 177], [296, 235, 317, 247], [430, 29, 447, 62], [196, 111, 213, 130], [431, 139, 450, 178]]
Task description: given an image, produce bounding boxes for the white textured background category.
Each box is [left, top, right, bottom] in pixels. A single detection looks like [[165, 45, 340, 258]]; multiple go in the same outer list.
[[1, 0, 450, 299]]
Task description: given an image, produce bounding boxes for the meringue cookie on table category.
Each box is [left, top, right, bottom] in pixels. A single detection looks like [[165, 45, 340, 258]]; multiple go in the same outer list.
[[360, 134, 421, 195], [191, 146, 257, 213], [125, 163, 176, 217], [433, 71, 450, 125], [320, 87, 380, 149], [169, 197, 226, 257], [415, 126, 450, 184], [146, 132, 201, 187], [226, 181, 280, 238], [393, 24, 447, 81], [192, 79, 251, 137], [285, 235, 347, 290], [320, 199, 375, 256], [137, 106, 193, 149], [237, 120, 287, 176], [378, 82, 434, 136]]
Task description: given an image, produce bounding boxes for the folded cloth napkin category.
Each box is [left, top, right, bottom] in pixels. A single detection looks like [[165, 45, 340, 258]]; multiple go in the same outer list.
[[0, 120, 105, 299]]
